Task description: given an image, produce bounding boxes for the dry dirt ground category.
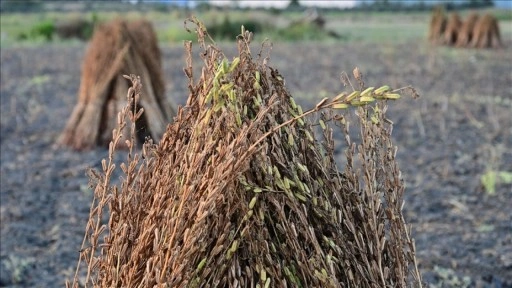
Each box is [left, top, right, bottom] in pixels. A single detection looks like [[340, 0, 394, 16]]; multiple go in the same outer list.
[[1, 39, 511, 287]]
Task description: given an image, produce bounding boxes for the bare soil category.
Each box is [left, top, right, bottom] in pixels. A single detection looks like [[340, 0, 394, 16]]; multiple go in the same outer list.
[[1, 40, 511, 287]]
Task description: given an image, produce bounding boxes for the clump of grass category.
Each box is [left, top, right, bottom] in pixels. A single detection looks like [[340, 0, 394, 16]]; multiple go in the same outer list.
[[206, 15, 264, 41], [481, 170, 512, 195], [26, 19, 55, 41], [54, 16, 97, 41], [277, 21, 328, 41], [2, 255, 34, 285], [69, 17, 421, 287]]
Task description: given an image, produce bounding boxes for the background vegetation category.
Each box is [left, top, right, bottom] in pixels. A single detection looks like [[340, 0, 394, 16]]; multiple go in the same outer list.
[[1, 0, 510, 46]]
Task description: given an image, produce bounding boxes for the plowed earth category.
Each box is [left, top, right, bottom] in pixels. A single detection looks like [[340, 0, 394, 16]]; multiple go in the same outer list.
[[1, 40, 511, 287]]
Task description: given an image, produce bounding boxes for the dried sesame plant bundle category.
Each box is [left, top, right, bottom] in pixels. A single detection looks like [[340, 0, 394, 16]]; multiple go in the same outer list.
[[456, 12, 479, 48], [57, 18, 175, 150], [443, 12, 462, 46], [428, 5, 446, 45], [471, 13, 502, 49], [427, 7, 502, 49], [70, 17, 421, 288]]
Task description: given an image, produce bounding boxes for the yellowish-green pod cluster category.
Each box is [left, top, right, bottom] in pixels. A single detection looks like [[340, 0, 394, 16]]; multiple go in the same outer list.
[[204, 57, 242, 114], [330, 85, 401, 110]]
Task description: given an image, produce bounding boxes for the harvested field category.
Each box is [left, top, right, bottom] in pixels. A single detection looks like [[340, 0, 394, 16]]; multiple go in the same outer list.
[[1, 37, 511, 287]]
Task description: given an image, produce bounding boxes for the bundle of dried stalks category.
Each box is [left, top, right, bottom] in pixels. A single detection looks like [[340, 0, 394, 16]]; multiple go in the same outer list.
[[69, 18, 421, 287], [443, 13, 462, 46], [471, 13, 502, 49], [455, 12, 479, 47], [57, 18, 175, 150], [428, 5, 446, 44]]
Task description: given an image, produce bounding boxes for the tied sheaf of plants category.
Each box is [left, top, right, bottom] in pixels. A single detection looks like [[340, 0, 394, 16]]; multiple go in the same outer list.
[[69, 16, 422, 288]]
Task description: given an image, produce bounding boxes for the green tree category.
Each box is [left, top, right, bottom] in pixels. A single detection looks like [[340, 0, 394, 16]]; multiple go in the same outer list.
[[288, 0, 301, 9]]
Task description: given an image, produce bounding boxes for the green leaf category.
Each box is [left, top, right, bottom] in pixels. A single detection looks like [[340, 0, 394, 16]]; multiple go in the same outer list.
[[481, 171, 496, 195], [498, 171, 512, 183]]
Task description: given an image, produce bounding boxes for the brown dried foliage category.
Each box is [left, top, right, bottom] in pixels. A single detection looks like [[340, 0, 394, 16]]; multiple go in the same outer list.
[[471, 13, 502, 49], [69, 17, 422, 288], [443, 13, 462, 46], [57, 18, 175, 150], [455, 12, 479, 47], [428, 5, 446, 44]]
